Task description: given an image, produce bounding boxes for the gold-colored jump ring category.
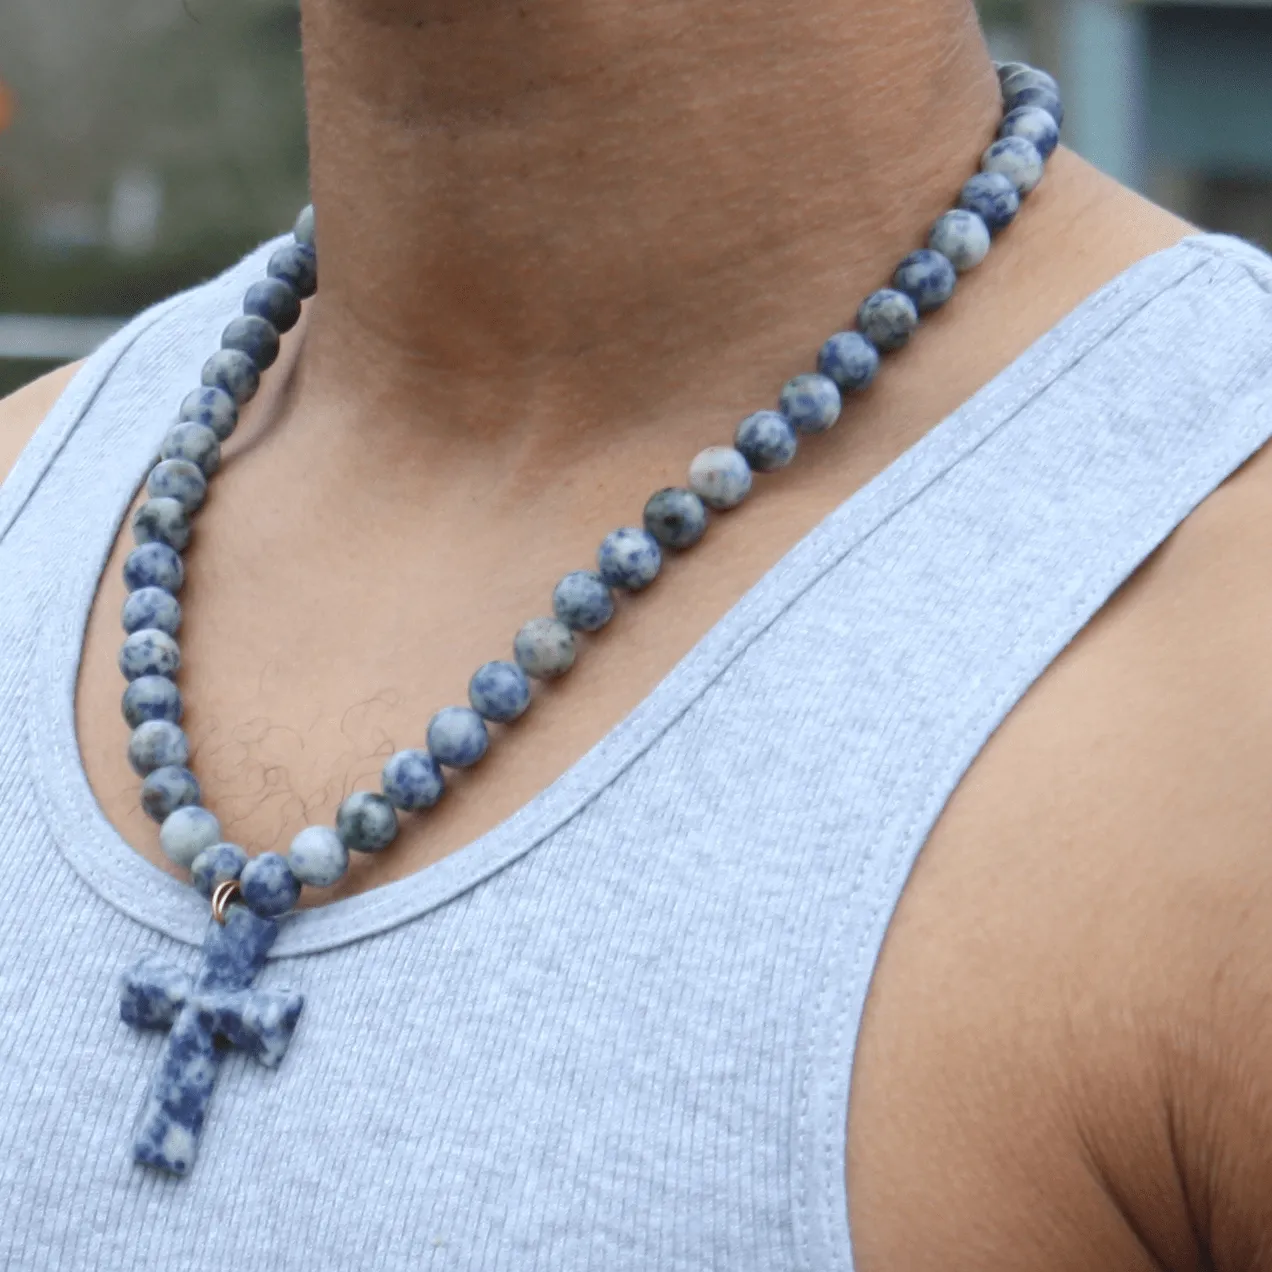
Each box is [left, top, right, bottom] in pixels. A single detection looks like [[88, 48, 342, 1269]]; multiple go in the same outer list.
[[210, 878, 243, 926]]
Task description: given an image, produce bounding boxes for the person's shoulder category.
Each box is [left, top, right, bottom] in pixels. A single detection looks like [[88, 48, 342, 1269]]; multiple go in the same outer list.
[[0, 361, 84, 485]]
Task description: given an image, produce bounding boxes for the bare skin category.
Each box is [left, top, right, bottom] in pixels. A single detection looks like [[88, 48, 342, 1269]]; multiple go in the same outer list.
[[3, 0, 1270, 1264]]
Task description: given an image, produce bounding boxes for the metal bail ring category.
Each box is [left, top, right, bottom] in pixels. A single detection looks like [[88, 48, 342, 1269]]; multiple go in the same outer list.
[[210, 878, 243, 926]]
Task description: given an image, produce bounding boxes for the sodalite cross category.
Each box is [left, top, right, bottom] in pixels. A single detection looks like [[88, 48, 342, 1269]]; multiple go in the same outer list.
[[120, 904, 304, 1177]]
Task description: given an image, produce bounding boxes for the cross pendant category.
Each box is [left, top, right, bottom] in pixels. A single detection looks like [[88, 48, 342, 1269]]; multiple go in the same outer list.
[[119, 904, 304, 1177]]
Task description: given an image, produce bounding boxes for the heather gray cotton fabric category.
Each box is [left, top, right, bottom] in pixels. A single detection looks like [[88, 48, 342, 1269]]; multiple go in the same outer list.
[[2, 233, 1272, 1271]]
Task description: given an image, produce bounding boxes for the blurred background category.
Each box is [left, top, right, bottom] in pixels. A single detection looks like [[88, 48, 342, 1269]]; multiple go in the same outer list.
[[1, 0, 1269, 397]]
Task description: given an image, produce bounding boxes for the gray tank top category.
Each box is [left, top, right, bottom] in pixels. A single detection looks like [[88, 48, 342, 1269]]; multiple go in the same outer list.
[[3, 233, 1272, 1270]]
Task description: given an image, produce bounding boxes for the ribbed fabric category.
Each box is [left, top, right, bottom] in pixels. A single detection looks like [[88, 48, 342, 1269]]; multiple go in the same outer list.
[[2, 233, 1272, 1271]]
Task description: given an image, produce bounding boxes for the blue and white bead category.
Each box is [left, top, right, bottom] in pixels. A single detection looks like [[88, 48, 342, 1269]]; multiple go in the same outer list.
[[818, 331, 880, 391], [240, 852, 301, 918], [178, 387, 238, 443], [427, 706, 489, 768], [119, 629, 180, 681], [514, 617, 576, 680], [268, 244, 317, 299], [123, 543, 184, 594], [553, 570, 614, 632], [141, 765, 201, 823], [598, 527, 662, 591], [133, 498, 191, 553], [928, 210, 991, 273], [129, 720, 190, 777], [644, 487, 709, 549], [982, 136, 1045, 195], [734, 412, 797, 472], [160, 806, 222, 870], [959, 172, 1021, 234], [244, 278, 301, 334], [382, 748, 446, 810], [190, 841, 248, 895], [122, 587, 181, 637], [336, 791, 399, 854], [222, 316, 280, 372], [778, 374, 841, 434], [1000, 106, 1060, 161], [288, 827, 348, 888], [202, 349, 260, 405], [160, 422, 221, 477], [858, 289, 919, 351], [294, 204, 316, 250], [147, 458, 207, 514], [468, 661, 531, 724], [123, 675, 182, 728], [688, 446, 752, 510], [893, 250, 957, 313]]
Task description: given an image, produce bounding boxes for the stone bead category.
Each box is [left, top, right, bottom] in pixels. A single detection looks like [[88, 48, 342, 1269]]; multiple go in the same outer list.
[[553, 570, 615, 632], [160, 422, 221, 477], [268, 244, 317, 300], [468, 661, 532, 723], [817, 331, 880, 392], [202, 349, 260, 406], [132, 497, 191, 553], [982, 136, 1045, 196], [959, 172, 1020, 235], [147, 458, 207, 514], [122, 675, 183, 728], [288, 826, 348, 888], [122, 587, 181, 636], [244, 278, 301, 335], [688, 446, 753, 510], [140, 765, 201, 823], [857, 289, 919, 352], [119, 628, 181, 681], [928, 210, 991, 273], [240, 852, 301, 918], [778, 373, 842, 435], [1006, 83, 1064, 129], [294, 204, 316, 249], [732, 412, 796, 473], [1000, 105, 1060, 161], [160, 806, 222, 870], [128, 719, 190, 777], [597, 527, 662, 592], [995, 60, 1031, 84], [123, 542, 184, 594], [514, 617, 576, 680], [382, 748, 447, 810], [893, 250, 957, 313], [644, 487, 709, 549], [178, 386, 238, 442], [336, 791, 399, 854], [222, 315, 280, 372], [427, 706, 489, 768], [190, 841, 248, 895], [1001, 65, 1059, 103]]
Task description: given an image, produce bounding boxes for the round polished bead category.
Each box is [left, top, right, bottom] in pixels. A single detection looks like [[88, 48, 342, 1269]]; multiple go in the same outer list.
[[689, 446, 752, 510], [202, 349, 260, 405], [959, 172, 1020, 235], [982, 136, 1045, 195], [553, 570, 615, 632], [140, 765, 200, 824], [1007, 83, 1064, 128], [597, 527, 662, 592], [734, 412, 797, 473], [268, 244, 317, 299], [514, 617, 576, 680], [337, 791, 399, 854], [382, 748, 446, 810], [122, 675, 182, 728], [132, 497, 190, 552], [119, 628, 180, 681], [160, 421, 221, 477], [427, 706, 489, 768], [468, 661, 531, 723], [1001, 65, 1059, 104], [1000, 105, 1060, 161], [893, 250, 957, 313], [818, 331, 880, 391], [244, 278, 302, 334], [222, 315, 280, 372], [129, 719, 190, 777], [779, 373, 841, 434], [160, 806, 221, 870], [928, 210, 991, 273], [241, 852, 301, 917], [190, 841, 248, 895], [123, 542, 184, 594], [858, 289, 919, 352], [644, 487, 709, 548], [122, 587, 181, 636], [288, 826, 348, 888], [178, 386, 238, 442], [995, 60, 1031, 84], [294, 204, 316, 249], [147, 458, 207, 514]]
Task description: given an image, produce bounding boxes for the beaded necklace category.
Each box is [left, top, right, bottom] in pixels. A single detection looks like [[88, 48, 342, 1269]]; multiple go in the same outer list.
[[117, 62, 1064, 1177]]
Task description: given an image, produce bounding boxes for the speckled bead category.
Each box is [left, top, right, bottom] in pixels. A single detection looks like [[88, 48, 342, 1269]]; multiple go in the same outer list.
[[779, 373, 842, 435], [128, 720, 190, 777], [288, 826, 348, 888], [733, 412, 798, 473], [597, 527, 662, 592], [119, 628, 181, 681], [995, 60, 1031, 84], [514, 617, 576, 680], [202, 349, 260, 406], [160, 422, 221, 477], [140, 765, 201, 823], [244, 278, 302, 335], [190, 841, 248, 895], [427, 706, 489, 768], [999, 105, 1060, 161], [893, 250, 957, 314], [817, 331, 880, 392], [959, 172, 1021, 235], [928, 210, 991, 273], [122, 587, 181, 637], [688, 446, 752, 510], [240, 852, 301, 918], [553, 570, 615, 632], [1006, 83, 1064, 128], [294, 204, 316, 250], [123, 542, 184, 594], [160, 806, 222, 870], [982, 136, 1045, 196], [221, 315, 280, 373], [147, 458, 207, 514], [468, 661, 531, 724], [1001, 65, 1059, 102], [178, 386, 238, 442], [382, 748, 446, 810], [268, 244, 317, 300], [644, 487, 709, 548], [123, 675, 182, 727], [132, 497, 191, 553], [336, 791, 399, 854], [858, 289, 919, 352]]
